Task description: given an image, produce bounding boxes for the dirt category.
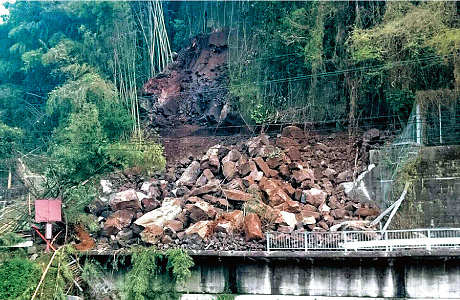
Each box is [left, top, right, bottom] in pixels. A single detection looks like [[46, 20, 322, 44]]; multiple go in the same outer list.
[[74, 225, 95, 251]]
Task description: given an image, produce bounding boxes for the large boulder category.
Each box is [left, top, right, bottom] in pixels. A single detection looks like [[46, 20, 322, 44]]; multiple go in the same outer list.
[[200, 145, 221, 174], [222, 161, 237, 180], [215, 210, 244, 235], [110, 189, 141, 211], [259, 178, 292, 206], [303, 188, 327, 206], [186, 200, 217, 223], [292, 168, 315, 183], [104, 210, 135, 235], [222, 189, 253, 201], [134, 198, 183, 228], [188, 182, 219, 196], [141, 224, 164, 244], [176, 161, 201, 186], [281, 126, 305, 139], [185, 220, 214, 241], [278, 211, 297, 230], [243, 213, 263, 241]]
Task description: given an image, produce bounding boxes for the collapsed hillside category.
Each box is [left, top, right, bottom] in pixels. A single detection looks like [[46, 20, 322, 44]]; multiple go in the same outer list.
[[140, 29, 241, 129], [77, 126, 381, 252]]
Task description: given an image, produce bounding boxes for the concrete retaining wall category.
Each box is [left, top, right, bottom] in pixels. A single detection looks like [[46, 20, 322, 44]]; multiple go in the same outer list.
[[175, 255, 460, 298]]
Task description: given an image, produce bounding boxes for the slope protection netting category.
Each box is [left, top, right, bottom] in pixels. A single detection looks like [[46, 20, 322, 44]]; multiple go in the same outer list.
[[377, 106, 420, 209], [377, 98, 460, 227]]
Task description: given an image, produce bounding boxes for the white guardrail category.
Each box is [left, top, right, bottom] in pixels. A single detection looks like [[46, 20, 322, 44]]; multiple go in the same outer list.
[[266, 228, 460, 252]]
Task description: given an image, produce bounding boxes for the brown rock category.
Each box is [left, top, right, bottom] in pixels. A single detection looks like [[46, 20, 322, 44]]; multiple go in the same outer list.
[[104, 209, 135, 235], [296, 212, 317, 225], [276, 137, 299, 149], [110, 189, 141, 211], [195, 172, 208, 186], [355, 207, 379, 217], [322, 168, 338, 180], [141, 198, 161, 212], [279, 164, 290, 176], [259, 178, 292, 206], [292, 168, 315, 183], [215, 210, 244, 234], [243, 213, 263, 241], [281, 126, 305, 139], [238, 162, 251, 177], [161, 235, 173, 244], [185, 220, 214, 240], [303, 188, 327, 206], [186, 200, 217, 223], [247, 134, 276, 157], [203, 194, 231, 208], [328, 195, 339, 209], [336, 170, 350, 183], [266, 157, 282, 169], [203, 169, 215, 180], [141, 224, 164, 244], [222, 189, 253, 202], [331, 209, 346, 219], [223, 161, 237, 180], [316, 142, 330, 153], [164, 220, 184, 233], [222, 149, 241, 163], [201, 153, 220, 174], [189, 183, 219, 197], [176, 161, 201, 186], [294, 190, 302, 201], [253, 157, 272, 177], [273, 199, 301, 214], [286, 146, 301, 161]]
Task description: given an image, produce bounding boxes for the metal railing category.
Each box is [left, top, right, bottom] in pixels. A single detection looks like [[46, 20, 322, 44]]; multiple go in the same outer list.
[[266, 228, 460, 252]]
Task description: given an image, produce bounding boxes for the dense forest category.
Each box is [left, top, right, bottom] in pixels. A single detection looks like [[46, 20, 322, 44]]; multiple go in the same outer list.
[[0, 1, 458, 191]]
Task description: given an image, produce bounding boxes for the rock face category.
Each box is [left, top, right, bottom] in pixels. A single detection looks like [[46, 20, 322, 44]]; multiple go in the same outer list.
[[141, 29, 242, 128], [89, 125, 378, 252]]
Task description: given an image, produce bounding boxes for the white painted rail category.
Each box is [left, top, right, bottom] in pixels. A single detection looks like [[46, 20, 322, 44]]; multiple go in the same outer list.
[[266, 228, 460, 251]]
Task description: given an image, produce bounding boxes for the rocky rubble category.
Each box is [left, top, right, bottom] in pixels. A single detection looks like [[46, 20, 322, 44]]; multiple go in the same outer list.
[[84, 126, 380, 252]]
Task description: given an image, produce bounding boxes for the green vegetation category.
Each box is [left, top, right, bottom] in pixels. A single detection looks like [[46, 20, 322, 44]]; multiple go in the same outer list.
[[0, 256, 40, 299], [124, 247, 194, 300]]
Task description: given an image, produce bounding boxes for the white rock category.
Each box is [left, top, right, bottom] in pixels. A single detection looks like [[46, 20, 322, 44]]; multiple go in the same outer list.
[[134, 198, 182, 228], [140, 181, 153, 193], [280, 211, 297, 230], [136, 192, 148, 202], [100, 179, 113, 194]]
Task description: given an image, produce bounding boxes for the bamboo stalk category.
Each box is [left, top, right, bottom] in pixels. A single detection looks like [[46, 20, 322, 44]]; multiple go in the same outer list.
[[31, 248, 60, 300]]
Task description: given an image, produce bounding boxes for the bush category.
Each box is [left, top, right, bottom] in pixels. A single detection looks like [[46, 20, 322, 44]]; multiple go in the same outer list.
[[0, 257, 40, 299], [106, 138, 166, 175]]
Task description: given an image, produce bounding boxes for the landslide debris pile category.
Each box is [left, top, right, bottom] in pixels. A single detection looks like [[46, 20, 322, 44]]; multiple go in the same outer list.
[[86, 126, 380, 252], [141, 29, 241, 129]]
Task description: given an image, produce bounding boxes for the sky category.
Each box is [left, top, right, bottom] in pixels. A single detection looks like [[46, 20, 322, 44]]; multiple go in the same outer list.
[[0, 0, 14, 23]]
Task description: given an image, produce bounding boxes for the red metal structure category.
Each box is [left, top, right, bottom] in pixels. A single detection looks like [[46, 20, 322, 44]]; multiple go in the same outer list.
[[34, 198, 62, 252]]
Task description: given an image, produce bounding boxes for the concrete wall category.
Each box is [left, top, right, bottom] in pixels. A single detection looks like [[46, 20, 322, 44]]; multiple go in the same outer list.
[[175, 255, 460, 298]]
